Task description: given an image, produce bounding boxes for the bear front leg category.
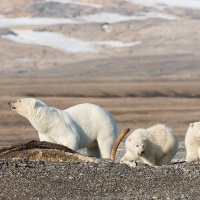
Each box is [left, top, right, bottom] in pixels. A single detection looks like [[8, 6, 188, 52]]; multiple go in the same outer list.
[[54, 129, 80, 151], [186, 147, 198, 162], [197, 147, 200, 160], [58, 134, 80, 151], [38, 132, 56, 143], [120, 151, 138, 163]]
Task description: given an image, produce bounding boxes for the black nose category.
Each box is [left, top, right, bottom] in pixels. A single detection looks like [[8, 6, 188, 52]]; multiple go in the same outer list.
[[141, 151, 144, 154], [8, 101, 13, 108]]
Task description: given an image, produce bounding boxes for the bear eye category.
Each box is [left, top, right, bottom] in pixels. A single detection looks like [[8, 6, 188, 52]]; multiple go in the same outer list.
[[136, 145, 139, 147]]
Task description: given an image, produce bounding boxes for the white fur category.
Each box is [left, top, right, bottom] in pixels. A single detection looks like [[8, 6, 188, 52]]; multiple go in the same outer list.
[[9, 98, 118, 159], [185, 122, 200, 162], [121, 124, 178, 166]]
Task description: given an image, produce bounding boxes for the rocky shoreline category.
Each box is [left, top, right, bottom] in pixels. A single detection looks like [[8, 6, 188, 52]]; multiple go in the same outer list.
[[0, 141, 199, 199], [1, 158, 200, 199]]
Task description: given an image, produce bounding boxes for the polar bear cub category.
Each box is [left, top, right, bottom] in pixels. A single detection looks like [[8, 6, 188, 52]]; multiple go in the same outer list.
[[185, 122, 200, 162], [121, 124, 178, 166], [8, 98, 118, 159]]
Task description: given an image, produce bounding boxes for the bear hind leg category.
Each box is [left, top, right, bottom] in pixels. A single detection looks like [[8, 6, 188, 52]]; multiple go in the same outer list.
[[157, 155, 173, 166], [96, 128, 117, 159], [141, 157, 156, 166], [157, 151, 177, 166], [97, 140, 113, 159]]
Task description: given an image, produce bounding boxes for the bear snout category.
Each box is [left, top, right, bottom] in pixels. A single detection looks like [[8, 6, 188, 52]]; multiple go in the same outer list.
[[138, 151, 145, 156], [8, 101, 12, 108], [8, 101, 16, 110], [141, 151, 144, 154]]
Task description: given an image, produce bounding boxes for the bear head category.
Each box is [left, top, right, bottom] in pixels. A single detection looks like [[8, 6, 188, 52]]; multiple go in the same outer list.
[[8, 98, 46, 118], [189, 122, 200, 138], [121, 130, 147, 162]]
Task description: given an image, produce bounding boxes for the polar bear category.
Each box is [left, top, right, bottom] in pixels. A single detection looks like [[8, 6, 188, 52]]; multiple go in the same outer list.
[[120, 124, 178, 166], [185, 122, 200, 162], [8, 98, 118, 159]]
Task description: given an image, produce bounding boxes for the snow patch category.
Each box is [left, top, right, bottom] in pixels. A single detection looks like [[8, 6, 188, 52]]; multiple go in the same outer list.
[[2, 30, 142, 53], [127, 0, 200, 10], [0, 11, 177, 28], [44, 0, 103, 8], [0, 17, 79, 28], [77, 12, 177, 23], [93, 41, 142, 48], [16, 58, 33, 62]]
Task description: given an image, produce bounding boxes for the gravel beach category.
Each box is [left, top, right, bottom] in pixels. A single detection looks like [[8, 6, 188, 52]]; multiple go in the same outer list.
[[1, 141, 199, 199]]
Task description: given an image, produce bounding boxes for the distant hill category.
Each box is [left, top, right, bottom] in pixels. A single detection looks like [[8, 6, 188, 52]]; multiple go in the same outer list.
[[0, 0, 200, 77]]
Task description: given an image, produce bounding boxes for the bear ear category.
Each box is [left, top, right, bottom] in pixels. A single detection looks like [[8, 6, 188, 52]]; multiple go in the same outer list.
[[33, 99, 40, 109]]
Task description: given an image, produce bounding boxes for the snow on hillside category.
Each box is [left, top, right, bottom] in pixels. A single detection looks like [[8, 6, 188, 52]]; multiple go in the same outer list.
[[127, 0, 200, 9], [2, 30, 142, 53], [0, 11, 177, 28], [44, 0, 103, 8], [0, 0, 197, 55], [0, 4, 175, 54]]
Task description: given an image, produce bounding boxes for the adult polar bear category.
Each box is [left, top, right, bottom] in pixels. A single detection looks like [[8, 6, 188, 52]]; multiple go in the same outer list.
[[8, 98, 118, 159]]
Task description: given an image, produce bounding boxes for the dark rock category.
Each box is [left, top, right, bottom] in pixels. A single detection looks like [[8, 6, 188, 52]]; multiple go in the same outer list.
[[29, 2, 97, 18], [0, 28, 17, 36]]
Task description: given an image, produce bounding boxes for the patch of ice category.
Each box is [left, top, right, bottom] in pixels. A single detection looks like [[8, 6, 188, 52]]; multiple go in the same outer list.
[[78, 13, 142, 23], [16, 58, 32, 62], [2, 30, 100, 53], [127, 0, 200, 10], [94, 41, 142, 48], [0, 17, 79, 28], [0, 11, 177, 28], [2, 30, 141, 53], [77, 12, 177, 23], [143, 12, 177, 20], [44, 0, 103, 8]]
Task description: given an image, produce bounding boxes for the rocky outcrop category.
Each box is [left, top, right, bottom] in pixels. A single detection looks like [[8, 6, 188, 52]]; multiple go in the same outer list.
[[0, 140, 99, 162]]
